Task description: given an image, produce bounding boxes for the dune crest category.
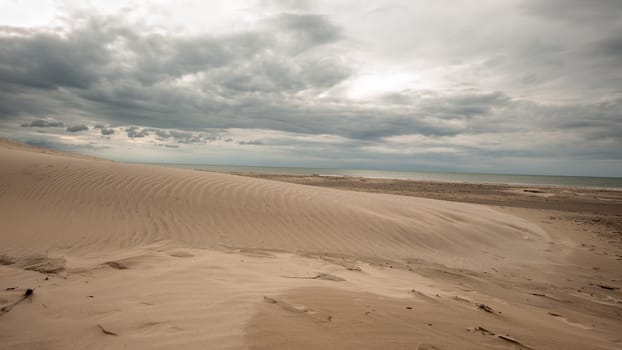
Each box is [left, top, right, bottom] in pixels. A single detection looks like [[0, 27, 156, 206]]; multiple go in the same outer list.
[[0, 140, 547, 270]]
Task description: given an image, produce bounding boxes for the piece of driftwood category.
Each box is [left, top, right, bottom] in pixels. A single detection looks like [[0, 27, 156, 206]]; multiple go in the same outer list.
[[0, 288, 34, 317], [97, 324, 119, 336], [498, 335, 536, 349]]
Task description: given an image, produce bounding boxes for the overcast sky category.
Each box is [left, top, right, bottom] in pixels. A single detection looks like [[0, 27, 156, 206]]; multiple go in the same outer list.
[[0, 0, 621, 176]]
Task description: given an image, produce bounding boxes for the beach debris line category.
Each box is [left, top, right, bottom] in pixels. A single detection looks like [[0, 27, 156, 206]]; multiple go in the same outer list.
[[0, 288, 34, 317]]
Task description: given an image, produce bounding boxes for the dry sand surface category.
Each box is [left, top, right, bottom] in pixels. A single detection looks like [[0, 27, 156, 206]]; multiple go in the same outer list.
[[0, 139, 621, 349]]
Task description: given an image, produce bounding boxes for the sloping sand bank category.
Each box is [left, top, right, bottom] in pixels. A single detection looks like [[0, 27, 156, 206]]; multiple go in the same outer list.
[[0, 139, 549, 268], [1, 140, 620, 349]]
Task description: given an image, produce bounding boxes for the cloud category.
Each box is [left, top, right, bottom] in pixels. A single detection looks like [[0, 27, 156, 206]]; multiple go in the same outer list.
[[18, 137, 108, 153], [268, 13, 342, 52], [126, 126, 148, 138], [0, 13, 351, 131], [238, 140, 264, 145], [1, 9, 606, 142], [66, 125, 89, 132], [0, 3, 620, 176], [520, 0, 622, 24], [20, 119, 64, 127], [259, 0, 311, 11], [593, 36, 622, 62], [0, 26, 106, 91]]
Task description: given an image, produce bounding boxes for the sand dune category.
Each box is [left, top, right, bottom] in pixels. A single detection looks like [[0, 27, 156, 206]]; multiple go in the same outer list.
[[0, 139, 547, 269], [1, 139, 620, 349]]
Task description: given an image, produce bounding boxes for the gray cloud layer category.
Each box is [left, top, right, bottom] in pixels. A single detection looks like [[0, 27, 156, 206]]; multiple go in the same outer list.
[[0, 13, 354, 132], [66, 125, 89, 132], [0, 1, 621, 175], [21, 119, 64, 128]]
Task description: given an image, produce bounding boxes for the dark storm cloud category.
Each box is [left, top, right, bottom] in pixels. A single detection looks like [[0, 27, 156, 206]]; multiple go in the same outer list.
[[21, 119, 64, 127], [0, 26, 106, 90], [0, 13, 354, 134], [123, 126, 217, 144], [100, 128, 115, 135], [168, 130, 211, 144], [66, 125, 89, 132], [21, 137, 108, 152], [126, 126, 148, 138], [593, 36, 622, 62], [270, 13, 342, 50]]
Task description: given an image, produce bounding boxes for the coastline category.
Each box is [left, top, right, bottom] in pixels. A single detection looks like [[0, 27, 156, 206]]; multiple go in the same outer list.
[[133, 162, 622, 190], [211, 171, 622, 215]]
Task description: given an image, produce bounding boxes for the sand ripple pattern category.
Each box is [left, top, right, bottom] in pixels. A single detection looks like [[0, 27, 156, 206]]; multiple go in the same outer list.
[[0, 143, 549, 268]]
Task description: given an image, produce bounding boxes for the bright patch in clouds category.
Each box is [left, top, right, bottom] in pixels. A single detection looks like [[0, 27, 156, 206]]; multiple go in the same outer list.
[[346, 72, 417, 99], [0, 0, 56, 27]]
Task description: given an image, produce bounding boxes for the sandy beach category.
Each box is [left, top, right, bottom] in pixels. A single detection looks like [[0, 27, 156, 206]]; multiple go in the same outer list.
[[1, 139, 621, 349]]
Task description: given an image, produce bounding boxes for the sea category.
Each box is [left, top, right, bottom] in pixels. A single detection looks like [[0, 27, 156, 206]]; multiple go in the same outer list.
[[146, 163, 622, 189]]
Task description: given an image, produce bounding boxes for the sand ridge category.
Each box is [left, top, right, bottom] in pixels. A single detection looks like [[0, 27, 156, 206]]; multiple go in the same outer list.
[[0, 140, 549, 269]]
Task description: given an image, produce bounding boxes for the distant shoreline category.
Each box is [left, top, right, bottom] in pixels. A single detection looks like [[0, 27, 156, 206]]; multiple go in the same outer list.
[[138, 162, 622, 189], [219, 171, 622, 215], [221, 170, 622, 191]]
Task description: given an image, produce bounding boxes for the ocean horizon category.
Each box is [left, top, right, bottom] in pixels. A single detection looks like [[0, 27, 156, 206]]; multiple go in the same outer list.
[[141, 163, 622, 189]]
